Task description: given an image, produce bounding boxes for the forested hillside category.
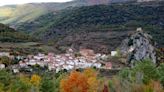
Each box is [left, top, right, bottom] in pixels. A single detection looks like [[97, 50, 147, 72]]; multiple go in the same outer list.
[[15, 2, 164, 53], [0, 0, 130, 24], [0, 23, 35, 42]]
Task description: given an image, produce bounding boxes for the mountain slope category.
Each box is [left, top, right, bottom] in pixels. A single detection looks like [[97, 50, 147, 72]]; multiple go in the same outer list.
[[16, 3, 164, 52], [0, 23, 35, 42], [0, 2, 78, 24], [1, 1, 164, 53], [0, 0, 109, 24], [1, 0, 160, 25], [0, 4, 48, 24]]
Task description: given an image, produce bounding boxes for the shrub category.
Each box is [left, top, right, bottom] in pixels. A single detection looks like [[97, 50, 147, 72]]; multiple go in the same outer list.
[[158, 63, 164, 86], [0, 70, 12, 90], [119, 68, 131, 81], [54, 73, 66, 92], [132, 59, 159, 84], [40, 78, 54, 92], [117, 59, 164, 91]]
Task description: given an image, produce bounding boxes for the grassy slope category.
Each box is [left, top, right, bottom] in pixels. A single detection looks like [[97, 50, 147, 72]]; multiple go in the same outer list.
[[0, 4, 48, 24], [0, 0, 87, 25]]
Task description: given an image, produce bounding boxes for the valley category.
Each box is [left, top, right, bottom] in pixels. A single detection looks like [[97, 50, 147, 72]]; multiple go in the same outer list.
[[0, 0, 163, 92]]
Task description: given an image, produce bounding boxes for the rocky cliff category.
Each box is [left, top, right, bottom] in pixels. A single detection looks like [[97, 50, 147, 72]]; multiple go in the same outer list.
[[119, 28, 156, 67]]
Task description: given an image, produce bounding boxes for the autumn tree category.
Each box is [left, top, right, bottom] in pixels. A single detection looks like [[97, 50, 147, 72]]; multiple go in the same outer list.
[[83, 68, 97, 78], [60, 71, 88, 92], [30, 74, 41, 92], [60, 68, 100, 92], [30, 74, 41, 87], [84, 68, 99, 92], [103, 85, 109, 92]]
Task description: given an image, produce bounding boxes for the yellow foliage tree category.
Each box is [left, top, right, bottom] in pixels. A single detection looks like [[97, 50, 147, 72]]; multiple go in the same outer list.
[[30, 74, 41, 87], [83, 68, 97, 78], [84, 68, 99, 92], [87, 77, 99, 92]]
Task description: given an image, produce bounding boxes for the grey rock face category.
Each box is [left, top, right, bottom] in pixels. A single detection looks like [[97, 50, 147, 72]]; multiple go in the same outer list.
[[119, 28, 156, 67]]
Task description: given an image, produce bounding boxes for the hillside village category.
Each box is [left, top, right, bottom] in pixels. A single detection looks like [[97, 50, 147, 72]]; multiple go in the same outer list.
[[0, 0, 164, 91], [0, 28, 163, 74], [0, 48, 117, 73], [0, 1, 163, 91]]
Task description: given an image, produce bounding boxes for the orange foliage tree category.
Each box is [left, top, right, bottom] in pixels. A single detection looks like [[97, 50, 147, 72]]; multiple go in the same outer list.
[[60, 68, 99, 92]]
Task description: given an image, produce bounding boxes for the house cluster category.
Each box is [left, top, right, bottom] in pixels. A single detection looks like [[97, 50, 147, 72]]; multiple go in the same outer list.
[[0, 48, 118, 73], [18, 48, 110, 73]]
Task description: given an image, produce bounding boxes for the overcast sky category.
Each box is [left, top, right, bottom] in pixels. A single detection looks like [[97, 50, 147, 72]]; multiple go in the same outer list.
[[0, 0, 73, 6]]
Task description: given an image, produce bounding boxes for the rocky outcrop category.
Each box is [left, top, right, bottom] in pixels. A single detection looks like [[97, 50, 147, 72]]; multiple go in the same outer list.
[[119, 28, 156, 67]]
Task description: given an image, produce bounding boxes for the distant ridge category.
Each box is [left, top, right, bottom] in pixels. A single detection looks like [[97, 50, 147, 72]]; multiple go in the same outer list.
[[1, 0, 162, 24]]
